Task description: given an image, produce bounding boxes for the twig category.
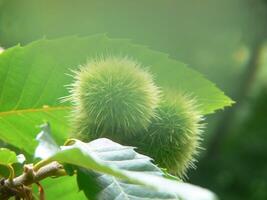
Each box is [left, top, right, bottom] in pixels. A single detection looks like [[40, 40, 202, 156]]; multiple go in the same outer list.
[[0, 161, 66, 199]]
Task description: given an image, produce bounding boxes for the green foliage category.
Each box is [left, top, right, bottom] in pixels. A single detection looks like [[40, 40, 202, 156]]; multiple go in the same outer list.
[[130, 93, 203, 177], [37, 177, 87, 200], [68, 57, 160, 141], [35, 134, 217, 200], [0, 1, 264, 199], [0, 35, 233, 199], [0, 35, 232, 155]]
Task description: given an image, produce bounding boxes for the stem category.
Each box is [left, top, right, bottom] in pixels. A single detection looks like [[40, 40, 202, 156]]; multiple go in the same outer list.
[[7, 165, 15, 181], [63, 138, 76, 146], [36, 182, 45, 200], [33, 159, 53, 172], [0, 161, 67, 199]]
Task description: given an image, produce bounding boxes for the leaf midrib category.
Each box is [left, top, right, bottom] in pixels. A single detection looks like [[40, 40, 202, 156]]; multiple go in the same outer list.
[[0, 106, 71, 116]]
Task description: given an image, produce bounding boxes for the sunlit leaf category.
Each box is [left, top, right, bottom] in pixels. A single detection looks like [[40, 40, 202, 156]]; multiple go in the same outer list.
[[41, 138, 217, 200], [0, 35, 233, 154]]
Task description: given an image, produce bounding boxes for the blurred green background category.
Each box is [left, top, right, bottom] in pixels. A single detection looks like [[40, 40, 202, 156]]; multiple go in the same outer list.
[[0, 0, 266, 199]]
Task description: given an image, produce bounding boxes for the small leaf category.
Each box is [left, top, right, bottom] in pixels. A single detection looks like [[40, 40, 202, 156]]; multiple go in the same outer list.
[[0, 148, 18, 165]]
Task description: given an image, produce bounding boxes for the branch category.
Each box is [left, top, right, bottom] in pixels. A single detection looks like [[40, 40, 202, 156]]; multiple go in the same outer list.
[[0, 161, 66, 199]]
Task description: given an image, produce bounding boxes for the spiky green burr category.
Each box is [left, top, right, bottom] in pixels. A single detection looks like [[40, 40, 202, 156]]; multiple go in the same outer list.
[[131, 93, 203, 177], [68, 57, 160, 141]]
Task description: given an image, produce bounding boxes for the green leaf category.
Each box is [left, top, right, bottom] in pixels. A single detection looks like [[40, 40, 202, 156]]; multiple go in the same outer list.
[[0, 148, 26, 178], [0, 148, 20, 178], [37, 176, 87, 200], [42, 138, 217, 200], [0, 148, 17, 165], [0, 35, 233, 153]]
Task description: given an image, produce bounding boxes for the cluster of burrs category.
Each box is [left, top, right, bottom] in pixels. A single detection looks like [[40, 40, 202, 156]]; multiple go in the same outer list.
[[66, 57, 203, 177]]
